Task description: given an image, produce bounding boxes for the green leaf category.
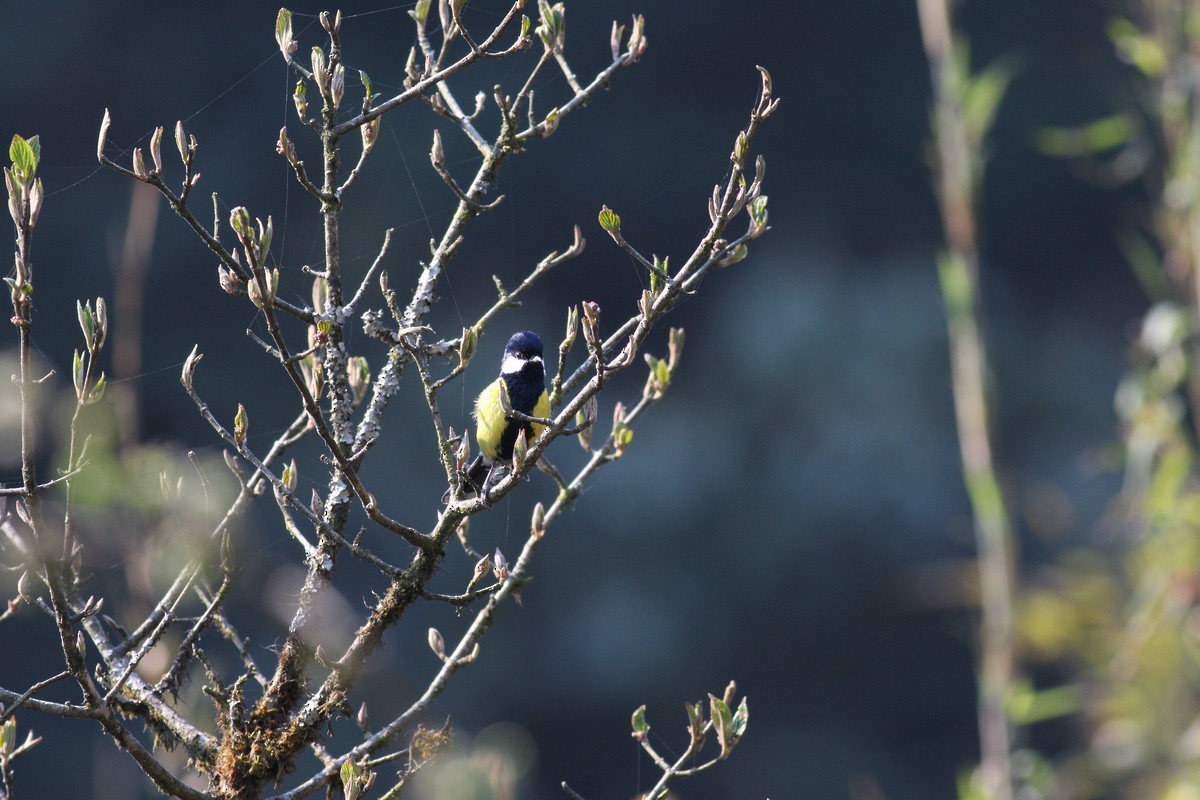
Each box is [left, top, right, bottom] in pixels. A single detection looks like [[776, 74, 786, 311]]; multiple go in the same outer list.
[[359, 70, 373, 100], [9, 135, 36, 182], [709, 693, 734, 758], [275, 8, 294, 56], [654, 358, 669, 389], [88, 374, 107, 405], [686, 701, 705, 746], [234, 403, 249, 446], [1033, 114, 1140, 158], [597, 205, 621, 234], [0, 718, 15, 758], [732, 696, 749, 738], [962, 58, 1015, 144], [1108, 16, 1166, 77], [410, 0, 431, 24], [77, 300, 94, 347], [630, 704, 648, 739], [72, 349, 85, 399]]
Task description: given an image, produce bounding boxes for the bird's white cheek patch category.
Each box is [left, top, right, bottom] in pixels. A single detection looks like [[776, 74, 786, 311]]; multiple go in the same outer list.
[[501, 354, 541, 374]]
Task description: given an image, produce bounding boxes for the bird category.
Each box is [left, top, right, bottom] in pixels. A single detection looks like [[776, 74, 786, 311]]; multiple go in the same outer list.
[[450, 330, 551, 503]]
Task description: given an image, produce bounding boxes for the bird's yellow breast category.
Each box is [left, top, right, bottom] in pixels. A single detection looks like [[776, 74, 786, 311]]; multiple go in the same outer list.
[[473, 378, 550, 461]]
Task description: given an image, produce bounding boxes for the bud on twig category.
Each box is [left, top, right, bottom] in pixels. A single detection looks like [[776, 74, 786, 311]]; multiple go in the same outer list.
[[174, 121, 188, 166], [339, 759, 375, 800], [748, 194, 769, 239], [362, 116, 380, 151], [312, 47, 329, 99], [247, 268, 280, 308], [531, 502, 545, 539], [536, 0, 566, 53], [492, 548, 509, 582], [233, 403, 248, 446], [716, 243, 749, 268], [455, 428, 470, 473], [77, 300, 95, 349], [467, 553, 489, 591], [459, 326, 477, 368], [149, 126, 164, 174], [511, 428, 528, 473], [430, 129, 445, 169], [428, 627, 446, 660], [276, 127, 296, 165], [581, 301, 601, 349], [27, 177, 42, 228], [348, 356, 370, 404], [626, 14, 647, 62], [181, 345, 203, 392], [631, 704, 649, 741], [667, 327, 685, 373], [686, 702, 706, 748], [16, 571, 32, 604], [330, 63, 345, 110], [409, 0, 431, 26], [293, 81, 308, 118], [218, 266, 243, 294], [97, 109, 112, 163], [612, 411, 633, 458], [611, 20, 626, 61], [132, 148, 147, 180], [275, 8, 297, 63], [281, 459, 298, 494], [319, 9, 341, 34], [597, 205, 622, 243], [562, 305, 579, 353]]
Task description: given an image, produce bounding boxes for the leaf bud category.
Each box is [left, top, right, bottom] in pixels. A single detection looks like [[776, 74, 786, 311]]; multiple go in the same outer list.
[[311, 47, 329, 99], [492, 547, 509, 582], [97, 109, 112, 163], [428, 627, 445, 659], [467, 553, 489, 591], [16, 571, 32, 603], [149, 126, 164, 174], [275, 8, 296, 63], [348, 356, 370, 404], [531, 502, 545, 539], [610, 20, 626, 61], [181, 345, 203, 392], [173, 121, 188, 166], [459, 326, 477, 367], [293, 81, 308, 118], [281, 458, 298, 493], [597, 205, 622, 241], [132, 148, 148, 180], [330, 63, 345, 110], [630, 704, 649, 740], [233, 403, 248, 446], [430, 128, 445, 169]]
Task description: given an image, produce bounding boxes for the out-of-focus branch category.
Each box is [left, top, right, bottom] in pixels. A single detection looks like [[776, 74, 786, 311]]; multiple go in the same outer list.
[[916, 2, 1015, 799]]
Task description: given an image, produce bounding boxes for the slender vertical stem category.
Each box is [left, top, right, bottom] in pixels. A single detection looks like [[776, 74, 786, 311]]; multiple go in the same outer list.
[[916, 2, 1015, 799]]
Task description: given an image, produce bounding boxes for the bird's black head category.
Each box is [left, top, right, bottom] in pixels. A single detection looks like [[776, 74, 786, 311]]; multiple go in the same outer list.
[[504, 330, 544, 360], [500, 330, 544, 378]]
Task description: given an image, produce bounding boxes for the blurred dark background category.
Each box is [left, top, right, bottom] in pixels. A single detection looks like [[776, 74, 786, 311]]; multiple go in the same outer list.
[[0, 0, 1148, 798]]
